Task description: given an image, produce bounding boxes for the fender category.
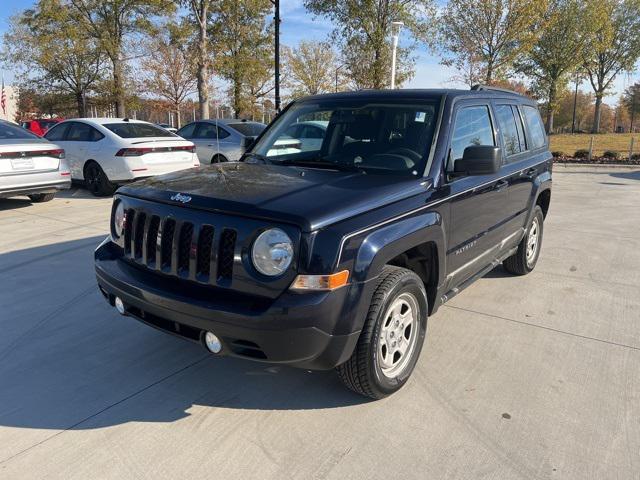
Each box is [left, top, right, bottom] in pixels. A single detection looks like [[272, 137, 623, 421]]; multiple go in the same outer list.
[[525, 167, 552, 226], [351, 210, 446, 286]]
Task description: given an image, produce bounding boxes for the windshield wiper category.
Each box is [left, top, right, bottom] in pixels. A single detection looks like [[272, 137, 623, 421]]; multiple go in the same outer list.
[[276, 158, 362, 172]]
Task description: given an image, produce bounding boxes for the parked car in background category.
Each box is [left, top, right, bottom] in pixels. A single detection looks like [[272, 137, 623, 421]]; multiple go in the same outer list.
[[176, 119, 266, 164], [44, 118, 199, 196], [0, 119, 70, 202], [21, 118, 63, 137], [156, 123, 178, 133], [267, 120, 328, 156]]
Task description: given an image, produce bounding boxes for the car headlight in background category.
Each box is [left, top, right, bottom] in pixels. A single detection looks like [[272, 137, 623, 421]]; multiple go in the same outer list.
[[252, 228, 293, 276], [112, 201, 125, 239]]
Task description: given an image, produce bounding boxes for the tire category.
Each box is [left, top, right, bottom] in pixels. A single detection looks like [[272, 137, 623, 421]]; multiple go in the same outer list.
[[211, 154, 228, 164], [503, 205, 544, 275], [28, 193, 55, 203], [84, 162, 116, 197], [336, 265, 428, 399]]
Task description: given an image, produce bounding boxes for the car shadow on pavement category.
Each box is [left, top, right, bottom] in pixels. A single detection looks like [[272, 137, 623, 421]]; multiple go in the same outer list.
[[0, 236, 367, 436], [0, 198, 36, 211], [609, 170, 640, 181]]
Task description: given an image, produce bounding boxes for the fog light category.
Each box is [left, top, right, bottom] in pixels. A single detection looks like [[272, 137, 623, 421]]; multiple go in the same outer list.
[[114, 297, 126, 315], [204, 331, 222, 353]]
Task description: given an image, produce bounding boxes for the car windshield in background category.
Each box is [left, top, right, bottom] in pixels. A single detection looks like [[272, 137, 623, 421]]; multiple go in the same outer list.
[[0, 122, 40, 140], [251, 98, 441, 176], [227, 122, 265, 137], [103, 123, 175, 139]]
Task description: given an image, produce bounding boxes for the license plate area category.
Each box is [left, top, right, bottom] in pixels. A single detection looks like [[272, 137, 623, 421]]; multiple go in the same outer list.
[[11, 158, 35, 170]]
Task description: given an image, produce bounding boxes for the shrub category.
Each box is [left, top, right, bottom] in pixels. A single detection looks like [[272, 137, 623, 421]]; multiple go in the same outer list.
[[551, 151, 566, 158], [602, 150, 620, 159], [574, 149, 590, 159], [631, 153, 640, 161]]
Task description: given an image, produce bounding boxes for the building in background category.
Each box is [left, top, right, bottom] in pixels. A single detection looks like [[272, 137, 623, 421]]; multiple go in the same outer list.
[[0, 81, 19, 124]]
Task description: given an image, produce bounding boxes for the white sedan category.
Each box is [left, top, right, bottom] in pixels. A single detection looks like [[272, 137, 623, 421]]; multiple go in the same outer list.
[[44, 118, 199, 196]]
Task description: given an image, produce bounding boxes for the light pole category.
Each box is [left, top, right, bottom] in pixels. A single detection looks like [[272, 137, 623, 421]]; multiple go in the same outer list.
[[270, 0, 281, 113], [571, 71, 580, 134], [390, 21, 404, 89]]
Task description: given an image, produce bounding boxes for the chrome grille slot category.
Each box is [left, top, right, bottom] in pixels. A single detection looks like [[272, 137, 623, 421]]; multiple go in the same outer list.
[[145, 216, 160, 267], [123, 209, 135, 255]]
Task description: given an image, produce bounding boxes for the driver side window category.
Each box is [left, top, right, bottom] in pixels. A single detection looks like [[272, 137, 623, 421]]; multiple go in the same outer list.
[[450, 105, 495, 169]]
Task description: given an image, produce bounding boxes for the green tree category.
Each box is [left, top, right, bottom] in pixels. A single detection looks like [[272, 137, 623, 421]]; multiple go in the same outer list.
[[439, 0, 548, 85], [212, 0, 273, 118], [2, 0, 105, 117], [622, 83, 640, 132], [304, 0, 436, 89], [139, 24, 196, 127], [583, 0, 640, 133], [285, 41, 343, 97], [66, 0, 175, 117], [516, 0, 588, 133]]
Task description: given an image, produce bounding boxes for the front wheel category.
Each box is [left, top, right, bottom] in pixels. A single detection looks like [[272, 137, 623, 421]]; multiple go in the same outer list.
[[336, 266, 428, 399], [503, 205, 544, 275]]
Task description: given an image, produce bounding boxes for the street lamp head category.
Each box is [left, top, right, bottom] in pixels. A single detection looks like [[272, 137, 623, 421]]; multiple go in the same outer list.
[[391, 21, 404, 35]]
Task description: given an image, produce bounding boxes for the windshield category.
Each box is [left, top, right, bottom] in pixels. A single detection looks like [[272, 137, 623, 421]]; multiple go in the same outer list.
[[104, 122, 176, 139], [228, 122, 265, 137], [0, 122, 40, 140], [251, 98, 440, 176]]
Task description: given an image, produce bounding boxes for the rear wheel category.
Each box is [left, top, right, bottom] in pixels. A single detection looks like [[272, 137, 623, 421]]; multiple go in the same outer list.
[[28, 193, 55, 203], [336, 266, 428, 399], [503, 205, 544, 275], [84, 162, 116, 197]]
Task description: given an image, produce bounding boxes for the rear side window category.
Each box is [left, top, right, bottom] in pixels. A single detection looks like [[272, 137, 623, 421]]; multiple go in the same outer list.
[[194, 123, 229, 139], [176, 123, 196, 138], [104, 122, 175, 138], [450, 105, 495, 162], [66, 122, 104, 142], [522, 106, 546, 149], [495, 105, 523, 157], [228, 122, 265, 137], [44, 123, 69, 141], [0, 122, 39, 140]]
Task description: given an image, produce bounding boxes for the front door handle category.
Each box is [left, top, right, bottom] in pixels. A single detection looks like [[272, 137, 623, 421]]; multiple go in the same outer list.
[[523, 168, 537, 177], [494, 179, 509, 192]]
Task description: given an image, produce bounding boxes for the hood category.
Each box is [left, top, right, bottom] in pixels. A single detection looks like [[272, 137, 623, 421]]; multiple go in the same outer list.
[[118, 163, 426, 231]]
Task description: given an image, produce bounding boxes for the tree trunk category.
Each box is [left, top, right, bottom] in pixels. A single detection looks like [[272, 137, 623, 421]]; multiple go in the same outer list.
[[546, 83, 556, 134], [233, 71, 242, 118], [592, 94, 603, 134], [75, 91, 87, 117], [196, 15, 209, 120], [112, 56, 126, 117], [485, 61, 493, 85]]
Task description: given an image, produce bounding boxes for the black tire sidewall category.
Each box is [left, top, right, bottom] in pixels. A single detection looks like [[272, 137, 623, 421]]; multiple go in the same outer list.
[[525, 207, 544, 271], [368, 275, 428, 396]]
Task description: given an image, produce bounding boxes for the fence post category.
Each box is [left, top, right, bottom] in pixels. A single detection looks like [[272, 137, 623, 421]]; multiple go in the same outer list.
[[588, 136, 594, 161], [630, 137, 635, 162]]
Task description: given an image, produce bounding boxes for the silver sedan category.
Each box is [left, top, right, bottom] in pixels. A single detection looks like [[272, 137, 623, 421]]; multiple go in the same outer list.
[[0, 120, 71, 202], [176, 119, 266, 164]]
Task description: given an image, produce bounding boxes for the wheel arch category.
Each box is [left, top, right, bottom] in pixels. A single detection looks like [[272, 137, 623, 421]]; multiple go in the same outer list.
[[351, 211, 445, 315]]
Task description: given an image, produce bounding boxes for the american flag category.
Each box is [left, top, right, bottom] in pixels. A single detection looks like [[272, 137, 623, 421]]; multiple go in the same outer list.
[[1, 74, 6, 116]]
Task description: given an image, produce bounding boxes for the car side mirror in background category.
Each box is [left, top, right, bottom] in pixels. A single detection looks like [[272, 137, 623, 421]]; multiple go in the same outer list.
[[453, 146, 502, 176], [243, 136, 256, 150]]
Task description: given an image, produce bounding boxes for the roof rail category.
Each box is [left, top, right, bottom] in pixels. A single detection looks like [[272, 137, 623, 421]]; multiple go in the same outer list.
[[470, 84, 520, 95]]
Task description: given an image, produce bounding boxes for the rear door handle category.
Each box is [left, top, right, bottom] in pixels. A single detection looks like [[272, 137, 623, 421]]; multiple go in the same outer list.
[[494, 179, 509, 192]]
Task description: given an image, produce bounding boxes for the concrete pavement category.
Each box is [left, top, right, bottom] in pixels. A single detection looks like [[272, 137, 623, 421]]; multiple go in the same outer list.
[[1, 166, 639, 479]]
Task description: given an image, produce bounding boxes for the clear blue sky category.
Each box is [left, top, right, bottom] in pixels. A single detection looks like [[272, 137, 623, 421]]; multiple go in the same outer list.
[[1, 0, 636, 104]]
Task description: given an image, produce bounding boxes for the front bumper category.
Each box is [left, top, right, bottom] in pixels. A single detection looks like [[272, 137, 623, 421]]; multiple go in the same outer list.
[[95, 240, 361, 370]]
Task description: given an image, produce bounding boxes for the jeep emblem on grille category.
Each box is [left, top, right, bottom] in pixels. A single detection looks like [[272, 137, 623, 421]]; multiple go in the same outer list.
[[170, 193, 192, 203]]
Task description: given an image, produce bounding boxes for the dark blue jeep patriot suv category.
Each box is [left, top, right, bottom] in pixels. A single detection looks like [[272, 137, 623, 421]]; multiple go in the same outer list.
[[95, 86, 552, 399]]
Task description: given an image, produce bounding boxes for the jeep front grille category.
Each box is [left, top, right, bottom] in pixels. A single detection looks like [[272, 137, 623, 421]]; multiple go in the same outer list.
[[122, 209, 237, 286]]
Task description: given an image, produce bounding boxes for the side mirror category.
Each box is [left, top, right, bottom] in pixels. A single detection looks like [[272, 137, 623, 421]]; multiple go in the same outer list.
[[453, 146, 502, 176], [243, 136, 256, 150]]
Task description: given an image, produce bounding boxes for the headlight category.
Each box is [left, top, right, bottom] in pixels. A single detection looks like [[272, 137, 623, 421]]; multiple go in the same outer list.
[[112, 201, 125, 239], [252, 228, 293, 276]]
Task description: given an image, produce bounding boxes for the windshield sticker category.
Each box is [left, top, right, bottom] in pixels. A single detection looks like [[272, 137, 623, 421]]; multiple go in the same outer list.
[[415, 111, 426, 123]]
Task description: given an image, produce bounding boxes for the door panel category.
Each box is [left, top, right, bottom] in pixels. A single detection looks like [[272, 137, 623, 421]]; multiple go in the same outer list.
[[445, 103, 509, 288]]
